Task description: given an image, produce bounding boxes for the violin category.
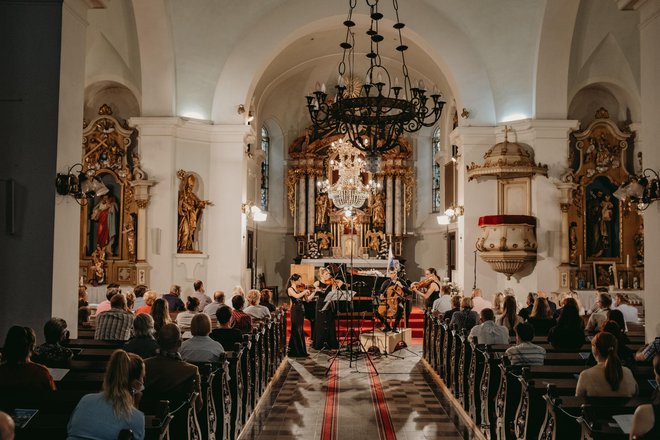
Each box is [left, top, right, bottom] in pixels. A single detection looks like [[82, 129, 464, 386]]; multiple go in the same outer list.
[[412, 276, 438, 292]]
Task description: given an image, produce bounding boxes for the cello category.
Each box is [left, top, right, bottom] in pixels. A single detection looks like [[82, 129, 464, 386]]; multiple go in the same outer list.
[[378, 282, 406, 319]]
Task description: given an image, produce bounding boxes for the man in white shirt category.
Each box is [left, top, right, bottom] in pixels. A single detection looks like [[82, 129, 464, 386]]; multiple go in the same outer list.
[[471, 288, 492, 315], [431, 285, 452, 315], [191, 280, 212, 312], [585, 292, 612, 333], [468, 308, 509, 345], [613, 293, 639, 323]]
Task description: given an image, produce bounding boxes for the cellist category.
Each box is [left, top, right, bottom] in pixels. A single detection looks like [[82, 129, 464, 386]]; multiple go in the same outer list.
[[373, 269, 412, 333]]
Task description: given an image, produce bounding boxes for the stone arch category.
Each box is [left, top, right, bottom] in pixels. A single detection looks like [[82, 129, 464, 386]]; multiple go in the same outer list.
[[568, 81, 639, 127], [84, 80, 141, 121]]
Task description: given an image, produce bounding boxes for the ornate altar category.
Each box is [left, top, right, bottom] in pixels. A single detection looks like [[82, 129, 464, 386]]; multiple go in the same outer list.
[[287, 126, 415, 259], [562, 108, 644, 290], [79, 104, 154, 285]]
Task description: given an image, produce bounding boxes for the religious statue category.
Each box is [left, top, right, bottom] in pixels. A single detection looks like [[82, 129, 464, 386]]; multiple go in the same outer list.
[[317, 231, 333, 250], [122, 215, 136, 261], [177, 171, 213, 253], [368, 191, 385, 226], [91, 245, 106, 285], [365, 229, 384, 252], [569, 221, 578, 265], [91, 194, 118, 254], [315, 193, 331, 226], [634, 220, 644, 264]]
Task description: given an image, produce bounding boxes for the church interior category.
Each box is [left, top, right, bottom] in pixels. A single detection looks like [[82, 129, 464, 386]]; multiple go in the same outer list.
[[2, 0, 660, 438]]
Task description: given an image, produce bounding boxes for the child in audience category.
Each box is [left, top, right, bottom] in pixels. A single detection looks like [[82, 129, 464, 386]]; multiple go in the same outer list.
[[575, 331, 638, 397], [505, 323, 546, 366]]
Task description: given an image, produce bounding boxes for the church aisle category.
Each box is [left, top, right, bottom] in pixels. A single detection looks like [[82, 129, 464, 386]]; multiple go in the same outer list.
[[244, 345, 467, 439]]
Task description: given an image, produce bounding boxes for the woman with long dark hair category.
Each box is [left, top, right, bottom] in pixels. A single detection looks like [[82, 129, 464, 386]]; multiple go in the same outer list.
[[527, 297, 556, 336], [287, 274, 309, 357], [151, 298, 172, 333], [497, 295, 523, 336], [575, 332, 637, 397], [0, 326, 56, 392], [547, 298, 586, 351]]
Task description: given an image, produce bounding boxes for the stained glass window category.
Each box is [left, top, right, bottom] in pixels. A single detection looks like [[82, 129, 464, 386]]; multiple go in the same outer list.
[[432, 127, 442, 213], [260, 126, 269, 211]]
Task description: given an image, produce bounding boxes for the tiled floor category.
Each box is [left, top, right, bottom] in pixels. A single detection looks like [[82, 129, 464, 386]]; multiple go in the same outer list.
[[244, 343, 467, 439]]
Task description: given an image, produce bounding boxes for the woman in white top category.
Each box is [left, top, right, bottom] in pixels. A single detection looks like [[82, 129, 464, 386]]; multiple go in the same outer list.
[[575, 331, 638, 397], [176, 296, 200, 330]]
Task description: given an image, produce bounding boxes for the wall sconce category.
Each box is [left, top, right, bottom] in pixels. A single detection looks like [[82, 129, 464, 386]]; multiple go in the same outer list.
[[614, 168, 660, 210], [237, 104, 246, 115], [55, 163, 108, 205], [241, 201, 267, 222], [461, 108, 470, 119]]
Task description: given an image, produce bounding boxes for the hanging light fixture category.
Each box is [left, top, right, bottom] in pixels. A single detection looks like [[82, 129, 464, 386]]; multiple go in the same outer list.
[[306, 0, 445, 165], [318, 137, 380, 213]]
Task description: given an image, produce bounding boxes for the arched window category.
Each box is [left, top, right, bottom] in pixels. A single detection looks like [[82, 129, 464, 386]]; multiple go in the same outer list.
[[432, 127, 442, 213], [260, 126, 270, 211]]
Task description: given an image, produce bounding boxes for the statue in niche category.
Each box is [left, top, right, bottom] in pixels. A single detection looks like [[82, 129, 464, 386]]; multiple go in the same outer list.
[[585, 176, 620, 259], [569, 221, 578, 265], [368, 191, 385, 226], [91, 245, 106, 285], [315, 193, 331, 226], [366, 229, 384, 252], [122, 214, 136, 261], [91, 193, 119, 255], [316, 231, 333, 251], [177, 171, 213, 253], [634, 220, 644, 264]]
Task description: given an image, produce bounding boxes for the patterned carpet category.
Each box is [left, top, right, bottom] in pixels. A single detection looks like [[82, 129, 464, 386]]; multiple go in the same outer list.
[[243, 343, 467, 439]]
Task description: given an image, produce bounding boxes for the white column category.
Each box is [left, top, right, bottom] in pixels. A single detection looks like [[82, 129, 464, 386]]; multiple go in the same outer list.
[[385, 176, 393, 235], [307, 176, 315, 235], [207, 125, 251, 299], [52, 0, 90, 337], [394, 175, 403, 236]]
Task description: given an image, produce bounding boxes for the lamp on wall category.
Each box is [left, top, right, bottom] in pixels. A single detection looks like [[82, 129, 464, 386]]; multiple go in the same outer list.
[[242, 201, 268, 288], [613, 168, 660, 210], [55, 163, 108, 205]]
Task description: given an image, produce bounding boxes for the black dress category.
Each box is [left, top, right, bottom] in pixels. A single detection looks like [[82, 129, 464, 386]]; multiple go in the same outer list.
[[288, 288, 308, 357], [312, 282, 338, 350], [424, 281, 440, 309]]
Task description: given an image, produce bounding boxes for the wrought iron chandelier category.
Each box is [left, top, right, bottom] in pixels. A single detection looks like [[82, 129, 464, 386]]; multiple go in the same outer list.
[[318, 138, 380, 214], [306, 0, 445, 162]]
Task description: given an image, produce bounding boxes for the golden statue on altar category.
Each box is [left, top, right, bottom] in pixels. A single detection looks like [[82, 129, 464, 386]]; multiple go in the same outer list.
[[177, 170, 213, 253], [368, 191, 385, 226], [315, 193, 331, 226], [91, 245, 106, 285], [317, 231, 333, 250], [366, 229, 384, 252]]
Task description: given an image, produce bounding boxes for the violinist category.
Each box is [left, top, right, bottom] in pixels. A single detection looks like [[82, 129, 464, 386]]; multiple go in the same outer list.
[[373, 270, 412, 333], [412, 268, 442, 309], [312, 267, 342, 349], [287, 274, 310, 357]]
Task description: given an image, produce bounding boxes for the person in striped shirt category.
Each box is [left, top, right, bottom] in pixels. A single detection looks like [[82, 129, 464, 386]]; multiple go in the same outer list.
[[505, 322, 546, 366]]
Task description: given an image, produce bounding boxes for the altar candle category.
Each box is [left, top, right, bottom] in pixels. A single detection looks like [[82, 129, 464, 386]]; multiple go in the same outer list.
[[626, 254, 630, 268]]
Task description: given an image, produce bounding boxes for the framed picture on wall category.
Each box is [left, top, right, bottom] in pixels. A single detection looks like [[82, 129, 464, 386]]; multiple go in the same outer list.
[[593, 262, 617, 288]]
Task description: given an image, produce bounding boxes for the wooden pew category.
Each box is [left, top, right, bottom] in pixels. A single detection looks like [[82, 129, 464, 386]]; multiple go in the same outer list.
[[225, 342, 245, 440]]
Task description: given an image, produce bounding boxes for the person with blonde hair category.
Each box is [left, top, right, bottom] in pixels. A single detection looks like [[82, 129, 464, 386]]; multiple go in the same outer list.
[[244, 289, 271, 320], [232, 285, 245, 297], [124, 313, 159, 359], [67, 350, 145, 439], [180, 314, 224, 363], [470, 288, 492, 314], [135, 290, 158, 315]]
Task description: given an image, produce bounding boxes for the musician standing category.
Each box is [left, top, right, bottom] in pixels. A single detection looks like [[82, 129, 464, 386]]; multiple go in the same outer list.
[[373, 270, 412, 333], [412, 267, 442, 309], [312, 267, 341, 349]]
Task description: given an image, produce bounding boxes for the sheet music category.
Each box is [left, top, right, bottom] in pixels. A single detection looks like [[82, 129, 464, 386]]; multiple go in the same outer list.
[[48, 368, 70, 381], [612, 414, 633, 434]]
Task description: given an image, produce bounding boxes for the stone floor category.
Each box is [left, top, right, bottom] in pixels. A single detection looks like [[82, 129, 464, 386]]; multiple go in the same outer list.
[[243, 343, 469, 439]]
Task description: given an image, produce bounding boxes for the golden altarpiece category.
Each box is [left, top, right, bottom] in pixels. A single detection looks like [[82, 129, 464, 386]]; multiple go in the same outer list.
[[560, 108, 644, 291], [287, 127, 415, 260], [79, 105, 154, 285]]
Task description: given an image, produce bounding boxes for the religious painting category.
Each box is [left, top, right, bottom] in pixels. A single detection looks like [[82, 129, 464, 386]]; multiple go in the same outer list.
[[585, 176, 620, 259], [593, 262, 617, 289], [84, 172, 122, 257]]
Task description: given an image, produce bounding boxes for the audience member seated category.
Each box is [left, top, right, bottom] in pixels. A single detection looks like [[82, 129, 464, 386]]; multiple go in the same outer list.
[[630, 354, 660, 439], [607, 308, 628, 334], [180, 314, 225, 363], [162, 284, 185, 312], [613, 292, 639, 324], [67, 350, 145, 440], [492, 292, 504, 317], [191, 280, 212, 312], [470, 288, 492, 314], [260, 289, 277, 313], [135, 290, 158, 315], [431, 285, 452, 316], [497, 295, 523, 336], [210, 306, 244, 351], [0, 411, 14, 440], [585, 292, 613, 334], [144, 324, 202, 409], [598, 320, 634, 366], [32, 317, 73, 368], [449, 297, 479, 334], [518, 292, 536, 321], [124, 314, 160, 359], [132, 284, 148, 311], [176, 296, 200, 330], [151, 298, 172, 333], [505, 323, 546, 366], [0, 326, 55, 392], [575, 332, 638, 397], [125, 290, 136, 311], [635, 333, 660, 363], [468, 308, 509, 345], [526, 296, 556, 336], [547, 298, 586, 351], [78, 285, 89, 308], [230, 295, 254, 334], [244, 289, 271, 321], [203, 290, 227, 316], [440, 295, 461, 321], [78, 306, 92, 329], [95, 294, 134, 341], [232, 286, 245, 297], [96, 284, 120, 315]]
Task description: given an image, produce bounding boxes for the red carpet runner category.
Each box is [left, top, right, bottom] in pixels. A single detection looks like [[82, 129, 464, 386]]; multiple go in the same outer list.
[[366, 359, 397, 440], [320, 359, 339, 440]]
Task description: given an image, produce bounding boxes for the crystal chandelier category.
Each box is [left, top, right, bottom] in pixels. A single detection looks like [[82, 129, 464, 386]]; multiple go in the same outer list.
[[306, 0, 445, 162], [318, 138, 380, 214]]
